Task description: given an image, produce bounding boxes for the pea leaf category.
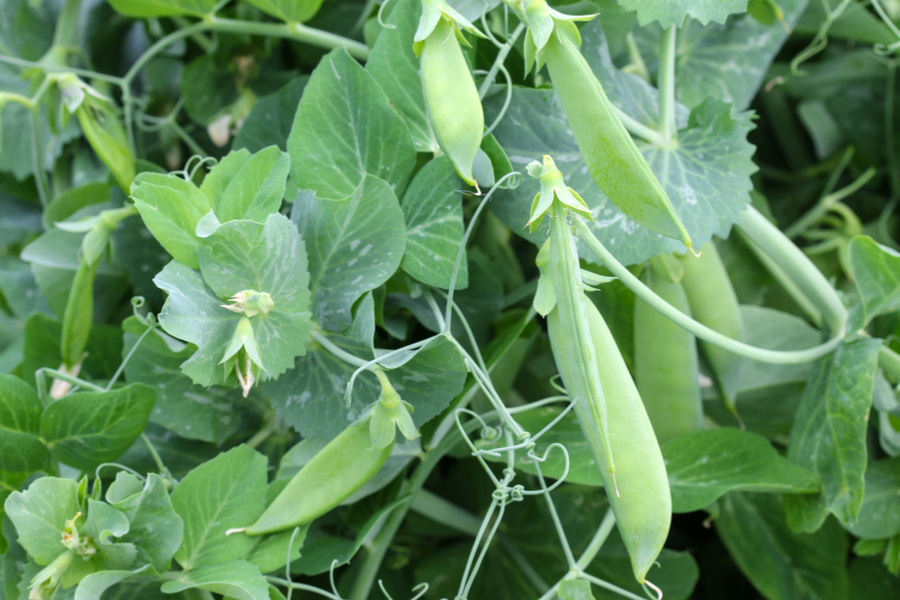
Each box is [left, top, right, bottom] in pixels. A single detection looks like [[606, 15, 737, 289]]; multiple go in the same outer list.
[[400, 156, 467, 289], [243, 0, 326, 23], [0, 0, 54, 60], [41, 383, 156, 470], [73, 564, 157, 600], [634, 0, 807, 111], [366, 0, 439, 153], [160, 560, 269, 600], [122, 317, 241, 443], [716, 492, 849, 600], [5, 476, 80, 564], [233, 78, 308, 153], [288, 48, 416, 201], [617, 0, 749, 27], [171, 445, 267, 570], [117, 474, 184, 572], [784, 338, 882, 533], [848, 235, 900, 331], [487, 20, 756, 267], [197, 146, 290, 223], [0, 373, 50, 473], [844, 457, 900, 540], [107, 0, 218, 19], [293, 176, 405, 332]]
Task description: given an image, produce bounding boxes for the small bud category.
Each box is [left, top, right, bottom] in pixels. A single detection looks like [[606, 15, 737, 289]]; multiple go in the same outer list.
[[369, 370, 420, 449], [221, 290, 274, 317], [525, 155, 593, 232], [220, 317, 266, 397]]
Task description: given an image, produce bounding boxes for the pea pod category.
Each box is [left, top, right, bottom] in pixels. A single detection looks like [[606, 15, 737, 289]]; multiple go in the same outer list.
[[548, 300, 671, 584], [677, 241, 745, 413], [420, 17, 483, 187], [246, 421, 392, 535], [634, 256, 704, 443], [540, 25, 691, 246]]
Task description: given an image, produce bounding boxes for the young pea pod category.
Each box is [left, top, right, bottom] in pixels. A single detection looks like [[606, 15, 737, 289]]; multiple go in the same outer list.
[[548, 301, 671, 584], [634, 256, 704, 443], [419, 17, 484, 187], [245, 421, 392, 535], [677, 241, 745, 413], [536, 18, 691, 247]]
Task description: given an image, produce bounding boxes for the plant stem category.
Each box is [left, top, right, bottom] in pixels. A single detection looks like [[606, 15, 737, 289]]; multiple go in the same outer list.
[[784, 167, 877, 239], [616, 107, 664, 145], [657, 24, 677, 141], [141, 433, 167, 474], [535, 508, 616, 600], [410, 489, 483, 536], [53, 0, 83, 49], [573, 214, 847, 364], [208, 18, 369, 61], [311, 330, 369, 368], [479, 22, 526, 99]]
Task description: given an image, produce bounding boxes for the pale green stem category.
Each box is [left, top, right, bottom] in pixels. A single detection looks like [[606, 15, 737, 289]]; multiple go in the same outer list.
[[657, 24, 678, 141], [536, 508, 617, 600], [311, 330, 369, 368], [573, 213, 847, 364], [616, 106, 663, 145], [53, 0, 83, 48], [141, 433, 167, 474], [623, 33, 650, 82], [784, 167, 877, 238], [267, 577, 341, 600], [479, 22, 526, 99], [411, 489, 483, 536]]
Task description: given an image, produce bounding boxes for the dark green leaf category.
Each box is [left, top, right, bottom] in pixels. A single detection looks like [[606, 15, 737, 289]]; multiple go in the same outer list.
[[233, 78, 308, 153], [0, 373, 48, 473], [849, 236, 900, 331], [844, 457, 900, 540]]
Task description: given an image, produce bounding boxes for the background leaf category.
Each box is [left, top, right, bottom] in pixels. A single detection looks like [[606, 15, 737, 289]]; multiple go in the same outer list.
[[849, 235, 900, 330], [233, 78, 308, 153], [0, 373, 50, 473], [617, 0, 749, 27]]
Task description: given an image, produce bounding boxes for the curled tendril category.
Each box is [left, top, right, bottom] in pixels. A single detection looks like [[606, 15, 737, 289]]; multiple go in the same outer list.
[[94, 462, 144, 482], [329, 559, 344, 600], [377, 0, 397, 29], [548, 373, 568, 395]]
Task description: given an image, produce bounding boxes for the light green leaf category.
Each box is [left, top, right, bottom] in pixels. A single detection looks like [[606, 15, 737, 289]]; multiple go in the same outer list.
[[635, 0, 807, 111], [244, 0, 325, 23], [200, 146, 290, 223], [848, 235, 900, 331], [74, 564, 157, 600], [233, 78, 308, 154], [0, 0, 54, 61], [5, 477, 79, 564], [41, 384, 156, 470], [171, 445, 267, 570], [784, 338, 882, 532], [288, 48, 416, 200], [366, 0, 438, 152], [664, 428, 820, 513], [0, 373, 50, 473], [242, 525, 307, 574], [617, 0, 749, 27], [716, 492, 849, 600], [131, 174, 212, 269], [161, 560, 269, 600], [43, 183, 110, 230], [293, 176, 405, 331], [107, 0, 218, 19], [82, 499, 137, 571], [558, 579, 595, 600], [119, 474, 183, 572], [122, 317, 241, 443], [400, 156, 467, 289], [844, 457, 900, 540], [487, 21, 756, 266]]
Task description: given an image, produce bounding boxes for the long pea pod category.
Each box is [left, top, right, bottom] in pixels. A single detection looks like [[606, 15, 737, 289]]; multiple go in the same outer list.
[[246, 421, 392, 535], [634, 256, 704, 443], [419, 17, 484, 187], [540, 24, 692, 247], [548, 301, 671, 584], [677, 241, 745, 413]]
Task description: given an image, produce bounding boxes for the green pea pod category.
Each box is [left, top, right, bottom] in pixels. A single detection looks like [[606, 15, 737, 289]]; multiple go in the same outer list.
[[420, 18, 484, 187], [246, 421, 393, 535], [61, 257, 98, 369], [548, 301, 671, 584], [677, 241, 745, 413], [542, 29, 691, 247], [634, 258, 704, 443]]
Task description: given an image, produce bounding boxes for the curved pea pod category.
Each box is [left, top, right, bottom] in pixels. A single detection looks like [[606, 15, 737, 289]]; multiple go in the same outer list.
[[541, 28, 691, 247], [634, 258, 704, 443], [420, 18, 484, 187], [677, 241, 745, 413], [245, 422, 393, 535], [548, 301, 671, 584]]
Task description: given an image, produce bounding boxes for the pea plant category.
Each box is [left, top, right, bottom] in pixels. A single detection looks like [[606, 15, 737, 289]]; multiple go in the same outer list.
[[2, 0, 900, 599]]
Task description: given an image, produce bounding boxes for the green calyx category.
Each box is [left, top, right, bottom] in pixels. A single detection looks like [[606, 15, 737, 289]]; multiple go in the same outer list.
[[526, 155, 593, 232], [368, 369, 419, 450], [220, 316, 265, 397], [221, 289, 275, 317], [521, 0, 596, 74], [413, 0, 487, 53]]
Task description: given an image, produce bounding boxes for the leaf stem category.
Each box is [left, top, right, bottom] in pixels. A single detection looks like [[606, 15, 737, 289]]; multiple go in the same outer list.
[[207, 17, 370, 61], [573, 211, 847, 364], [310, 330, 369, 368], [410, 489, 483, 536], [784, 166, 877, 239], [479, 22, 526, 99], [657, 24, 677, 142], [141, 433, 167, 474]]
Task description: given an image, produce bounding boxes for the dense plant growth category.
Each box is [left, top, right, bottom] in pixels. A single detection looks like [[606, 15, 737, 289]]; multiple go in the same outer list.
[[0, 0, 899, 599]]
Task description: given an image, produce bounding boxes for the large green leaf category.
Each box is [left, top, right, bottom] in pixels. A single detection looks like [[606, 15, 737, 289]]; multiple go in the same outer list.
[[0, 373, 50, 473], [5, 476, 79, 564], [41, 383, 156, 470], [73, 564, 157, 600], [293, 175, 405, 331], [634, 0, 807, 110], [233, 78, 308, 153], [171, 445, 267, 570], [848, 235, 900, 331], [844, 457, 900, 540], [117, 474, 184, 572], [716, 492, 849, 600], [160, 560, 270, 600], [487, 21, 756, 266], [107, 0, 218, 19], [784, 338, 881, 532], [617, 0, 749, 27], [288, 48, 416, 201], [198, 146, 290, 223], [0, 0, 54, 60], [400, 156, 467, 289], [366, 0, 438, 152], [244, 0, 326, 23], [122, 318, 241, 443]]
